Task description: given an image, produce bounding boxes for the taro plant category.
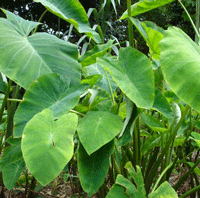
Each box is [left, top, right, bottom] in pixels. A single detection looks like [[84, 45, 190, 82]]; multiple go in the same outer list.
[[1, 0, 200, 197]]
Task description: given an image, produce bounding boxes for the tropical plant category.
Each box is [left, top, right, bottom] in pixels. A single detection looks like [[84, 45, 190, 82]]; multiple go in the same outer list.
[[1, 0, 200, 197]]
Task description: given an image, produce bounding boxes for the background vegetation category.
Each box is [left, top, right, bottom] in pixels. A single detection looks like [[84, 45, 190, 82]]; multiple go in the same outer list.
[[0, 0, 200, 198]]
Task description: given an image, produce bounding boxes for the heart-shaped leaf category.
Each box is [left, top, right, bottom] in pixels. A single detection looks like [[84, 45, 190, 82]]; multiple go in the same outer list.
[[21, 109, 78, 186], [34, 0, 101, 43], [14, 73, 88, 137], [97, 47, 155, 109], [160, 27, 200, 113], [0, 9, 81, 88], [77, 111, 123, 155]]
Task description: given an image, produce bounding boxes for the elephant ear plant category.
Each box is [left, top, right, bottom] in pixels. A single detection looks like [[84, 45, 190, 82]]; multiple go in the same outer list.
[[0, 0, 200, 197]]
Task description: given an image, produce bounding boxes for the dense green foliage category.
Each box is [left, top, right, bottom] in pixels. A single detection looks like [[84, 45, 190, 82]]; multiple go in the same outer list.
[[0, 0, 200, 197]]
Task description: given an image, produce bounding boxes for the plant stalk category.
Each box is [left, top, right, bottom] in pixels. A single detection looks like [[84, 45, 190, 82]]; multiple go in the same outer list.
[[195, 0, 200, 43], [178, 0, 200, 39], [127, 0, 134, 47], [5, 85, 20, 142], [0, 79, 12, 125], [133, 117, 140, 166], [145, 105, 190, 193], [180, 184, 200, 198], [174, 157, 200, 191], [33, 9, 48, 34], [151, 163, 173, 193]]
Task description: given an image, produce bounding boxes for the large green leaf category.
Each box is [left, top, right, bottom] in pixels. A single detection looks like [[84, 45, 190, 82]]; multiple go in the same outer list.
[[130, 18, 164, 59], [77, 111, 123, 155], [0, 138, 25, 190], [78, 141, 114, 197], [97, 47, 155, 109], [14, 73, 87, 137], [160, 27, 200, 113], [21, 109, 78, 186], [149, 182, 178, 198], [34, 0, 101, 43], [120, 0, 175, 19], [0, 9, 81, 88], [1, 9, 40, 36]]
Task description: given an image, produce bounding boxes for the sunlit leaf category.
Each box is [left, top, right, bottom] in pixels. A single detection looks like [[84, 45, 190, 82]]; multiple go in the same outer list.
[[0, 9, 81, 88], [149, 182, 178, 198], [21, 109, 78, 186], [130, 18, 164, 59], [34, 0, 101, 43], [97, 47, 155, 109], [160, 27, 200, 113], [120, 0, 175, 19]]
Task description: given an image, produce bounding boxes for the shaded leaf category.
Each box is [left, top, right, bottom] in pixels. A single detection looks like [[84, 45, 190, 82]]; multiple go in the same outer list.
[[141, 113, 168, 132], [78, 141, 114, 197], [0, 138, 22, 170], [79, 40, 114, 67], [2, 159, 25, 190], [0, 138, 25, 190], [86, 63, 117, 95], [153, 89, 173, 119]]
